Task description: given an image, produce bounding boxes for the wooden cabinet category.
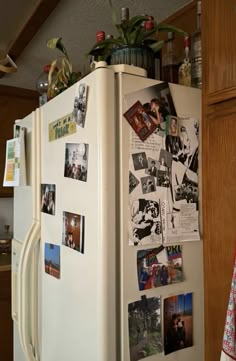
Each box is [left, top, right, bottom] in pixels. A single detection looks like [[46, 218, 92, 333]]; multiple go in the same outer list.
[[202, 0, 236, 360], [0, 85, 38, 197], [0, 269, 12, 361], [203, 0, 236, 103]]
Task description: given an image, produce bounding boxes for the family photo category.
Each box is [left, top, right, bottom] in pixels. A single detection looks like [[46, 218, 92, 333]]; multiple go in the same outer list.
[[64, 142, 89, 182], [41, 184, 56, 215]]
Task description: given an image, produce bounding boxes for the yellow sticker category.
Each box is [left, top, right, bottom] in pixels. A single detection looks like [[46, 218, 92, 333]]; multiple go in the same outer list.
[[49, 113, 76, 142]]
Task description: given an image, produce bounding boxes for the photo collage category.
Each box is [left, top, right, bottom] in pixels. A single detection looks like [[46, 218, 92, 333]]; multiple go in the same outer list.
[[42, 83, 88, 280], [124, 82, 199, 360]]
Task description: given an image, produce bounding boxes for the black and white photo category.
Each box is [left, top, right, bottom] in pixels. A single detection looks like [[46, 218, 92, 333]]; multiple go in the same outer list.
[[64, 143, 89, 182]]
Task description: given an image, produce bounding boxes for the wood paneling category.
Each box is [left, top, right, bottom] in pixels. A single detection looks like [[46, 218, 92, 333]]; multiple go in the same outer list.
[[202, 0, 236, 359], [0, 85, 38, 197], [0, 270, 12, 361], [203, 0, 236, 102], [202, 99, 236, 360]]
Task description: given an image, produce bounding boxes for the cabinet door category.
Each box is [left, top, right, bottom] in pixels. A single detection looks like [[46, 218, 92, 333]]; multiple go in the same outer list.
[[0, 86, 38, 197], [203, 99, 236, 360], [203, 0, 236, 103], [0, 270, 12, 361]]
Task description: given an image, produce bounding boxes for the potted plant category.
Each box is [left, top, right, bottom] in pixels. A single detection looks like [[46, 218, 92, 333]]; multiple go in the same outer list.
[[46, 37, 81, 98], [88, 3, 187, 78]]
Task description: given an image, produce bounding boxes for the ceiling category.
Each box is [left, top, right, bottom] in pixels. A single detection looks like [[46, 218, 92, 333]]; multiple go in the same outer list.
[[0, 0, 190, 91]]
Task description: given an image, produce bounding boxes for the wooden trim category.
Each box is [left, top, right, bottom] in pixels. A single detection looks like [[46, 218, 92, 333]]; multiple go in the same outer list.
[[0, 0, 60, 78], [0, 85, 38, 99], [207, 86, 236, 105], [160, 0, 196, 24]]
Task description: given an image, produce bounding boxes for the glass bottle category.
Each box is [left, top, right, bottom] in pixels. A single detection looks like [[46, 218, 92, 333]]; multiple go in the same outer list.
[[162, 32, 179, 84], [191, 0, 202, 88], [178, 36, 191, 86], [121, 8, 129, 23], [36, 64, 50, 107]]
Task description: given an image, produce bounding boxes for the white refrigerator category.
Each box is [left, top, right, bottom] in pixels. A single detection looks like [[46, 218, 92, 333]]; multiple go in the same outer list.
[[11, 65, 204, 361]]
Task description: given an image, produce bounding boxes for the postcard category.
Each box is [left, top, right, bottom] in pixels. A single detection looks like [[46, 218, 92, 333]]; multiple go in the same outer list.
[[44, 243, 60, 279]]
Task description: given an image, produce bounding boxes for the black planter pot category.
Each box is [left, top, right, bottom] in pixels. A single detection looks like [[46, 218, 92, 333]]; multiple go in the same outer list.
[[110, 45, 157, 78]]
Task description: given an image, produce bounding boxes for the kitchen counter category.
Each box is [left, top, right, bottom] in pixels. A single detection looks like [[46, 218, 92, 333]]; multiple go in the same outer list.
[[0, 254, 11, 271]]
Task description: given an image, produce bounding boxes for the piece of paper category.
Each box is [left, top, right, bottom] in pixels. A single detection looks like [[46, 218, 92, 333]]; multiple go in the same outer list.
[[125, 83, 200, 245], [3, 127, 26, 187], [137, 245, 183, 291], [49, 113, 76, 142], [128, 296, 162, 361], [164, 293, 193, 355]]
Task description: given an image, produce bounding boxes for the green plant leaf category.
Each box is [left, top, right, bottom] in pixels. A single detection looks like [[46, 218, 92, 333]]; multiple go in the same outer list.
[[156, 24, 188, 36], [108, 0, 117, 25], [47, 37, 68, 58], [148, 40, 165, 53]]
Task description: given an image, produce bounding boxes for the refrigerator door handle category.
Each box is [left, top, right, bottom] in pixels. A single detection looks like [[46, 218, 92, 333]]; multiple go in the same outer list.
[[17, 219, 40, 361]]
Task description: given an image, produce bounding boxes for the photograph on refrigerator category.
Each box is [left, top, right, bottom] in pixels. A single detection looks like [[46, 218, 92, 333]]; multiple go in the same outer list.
[[62, 211, 85, 253], [49, 113, 76, 142], [137, 244, 183, 291], [124, 82, 200, 244], [128, 296, 162, 361], [123, 100, 157, 141], [164, 292, 193, 355], [72, 83, 88, 128], [41, 184, 56, 215], [44, 243, 60, 279], [64, 142, 89, 182]]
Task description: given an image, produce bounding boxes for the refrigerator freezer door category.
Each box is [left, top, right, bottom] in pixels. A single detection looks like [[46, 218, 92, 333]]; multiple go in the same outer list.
[[40, 68, 116, 361], [117, 74, 203, 361]]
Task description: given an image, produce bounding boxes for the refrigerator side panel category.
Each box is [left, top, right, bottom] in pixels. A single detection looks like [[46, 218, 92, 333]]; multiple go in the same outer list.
[[117, 74, 203, 361], [40, 68, 116, 361]]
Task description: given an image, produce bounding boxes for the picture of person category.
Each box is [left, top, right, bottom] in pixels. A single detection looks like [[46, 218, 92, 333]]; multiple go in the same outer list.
[[148, 160, 158, 177], [140, 176, 156, 194], [41, 184, 56, 216], [132, 152, 148, 171], [167, 115, 179, 136], [44, 243, 60, 279], [156, 170, 170, 188], [130, 199, 162, 246], [72, 83, 88, 128], [129, 171, 140, 194], [164, 293, 193, 355], [159, 149, 172, 168], [62, 211, 85, 254], [64, 143, 89, 182]]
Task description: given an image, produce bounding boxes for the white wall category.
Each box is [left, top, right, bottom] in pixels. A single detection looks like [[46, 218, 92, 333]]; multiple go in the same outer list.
[[0, 198, 13, 234]]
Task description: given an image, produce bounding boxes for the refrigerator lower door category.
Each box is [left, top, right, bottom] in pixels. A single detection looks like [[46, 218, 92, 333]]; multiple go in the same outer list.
[[13, 111, 41, 361], [40, 68, 116, 361]]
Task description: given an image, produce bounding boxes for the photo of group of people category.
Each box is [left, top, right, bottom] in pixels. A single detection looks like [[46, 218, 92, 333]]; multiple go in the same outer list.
[[164, 293, 193, 355], [72, 83, 88, 128], [125, 82, 200, 245], [137, 245, 183, 291], [41, 184, 56, 216], [44, 243, 60, 279], [128, 296, 162, 361], [62, 211, 85, 254], [64, 142, 89, 182]]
